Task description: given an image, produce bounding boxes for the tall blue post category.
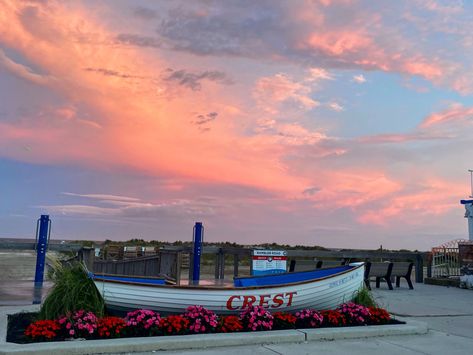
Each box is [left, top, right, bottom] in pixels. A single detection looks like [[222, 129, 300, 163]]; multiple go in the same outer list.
[[33, 215, 51, 304], [192, 222, 204, 285]]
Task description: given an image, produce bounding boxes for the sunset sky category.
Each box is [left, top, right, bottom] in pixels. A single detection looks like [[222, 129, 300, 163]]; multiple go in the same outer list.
[[1, 0, 472, 250]]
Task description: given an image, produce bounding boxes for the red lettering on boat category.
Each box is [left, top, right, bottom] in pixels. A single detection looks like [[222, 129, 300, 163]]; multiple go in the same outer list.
[[226, 295, 241, 310], [285, 291, 297, 306], [242, 295, 257, 309], [259, 294, 271, 308], [271, 293, 284, 308]]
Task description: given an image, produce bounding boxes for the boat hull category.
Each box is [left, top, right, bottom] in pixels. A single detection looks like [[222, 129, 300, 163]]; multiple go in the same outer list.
[[93, 264, 365, 315]]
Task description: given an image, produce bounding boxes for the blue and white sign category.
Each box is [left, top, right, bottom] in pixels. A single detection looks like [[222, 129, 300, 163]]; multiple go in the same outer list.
[[252, 250, 287, 276]]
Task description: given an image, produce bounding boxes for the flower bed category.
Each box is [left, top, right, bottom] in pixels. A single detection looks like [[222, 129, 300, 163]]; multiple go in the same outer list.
[[8, 303, 400, 344]]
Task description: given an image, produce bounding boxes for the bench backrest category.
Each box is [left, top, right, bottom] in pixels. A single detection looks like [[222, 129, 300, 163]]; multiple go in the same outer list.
[[368, 262, 393, 277], [390, 262, 413, 276], [289, 259, 322, 272], [319, 260, 345, 269]]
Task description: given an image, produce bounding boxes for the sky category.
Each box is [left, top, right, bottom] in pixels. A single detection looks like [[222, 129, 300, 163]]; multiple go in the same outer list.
[[1, 0, 473, 250]]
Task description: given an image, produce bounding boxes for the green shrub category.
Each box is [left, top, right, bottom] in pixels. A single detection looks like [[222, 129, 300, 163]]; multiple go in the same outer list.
[[39, 262, 104, 320], [352, 287, 378, 308]]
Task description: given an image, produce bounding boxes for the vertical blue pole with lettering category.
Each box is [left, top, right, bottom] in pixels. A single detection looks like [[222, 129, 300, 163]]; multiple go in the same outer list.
[[33, 215, 51, 304], [192, 222, 204, 285]]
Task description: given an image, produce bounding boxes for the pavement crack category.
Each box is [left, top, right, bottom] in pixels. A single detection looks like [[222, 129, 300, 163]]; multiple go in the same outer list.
[[262, 344, 284, 355], [380, 338, 431, 355], [393, 313, 473, 318]]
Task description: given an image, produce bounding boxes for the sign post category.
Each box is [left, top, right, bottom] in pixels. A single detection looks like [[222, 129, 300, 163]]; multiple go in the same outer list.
[[192, 222, 204, 284], [33, 215, 51, 304], [251, 250, 287, 276]]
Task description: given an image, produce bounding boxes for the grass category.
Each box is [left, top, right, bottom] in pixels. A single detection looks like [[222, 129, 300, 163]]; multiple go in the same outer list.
[[352, 287, 378, 308], [38, 260, 104, 320]]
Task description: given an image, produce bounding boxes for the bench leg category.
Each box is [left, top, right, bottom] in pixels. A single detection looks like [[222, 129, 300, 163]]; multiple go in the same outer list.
[[396, 276, 400, 287], [386, 277, 393, 290], [375, 277, 380, 288], [406, 276, 414, 290], [364, 278, 371, 290]]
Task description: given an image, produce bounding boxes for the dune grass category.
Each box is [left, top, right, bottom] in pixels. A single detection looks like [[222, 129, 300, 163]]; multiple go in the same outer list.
[[38, 261, 104, 320], [352, 286, 378, 308]]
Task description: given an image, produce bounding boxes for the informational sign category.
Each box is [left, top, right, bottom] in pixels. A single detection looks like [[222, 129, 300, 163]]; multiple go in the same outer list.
[[252, 250, 287, 276]]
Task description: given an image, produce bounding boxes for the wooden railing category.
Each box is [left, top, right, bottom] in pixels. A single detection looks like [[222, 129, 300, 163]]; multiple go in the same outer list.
[[0, 238, 427, 284]]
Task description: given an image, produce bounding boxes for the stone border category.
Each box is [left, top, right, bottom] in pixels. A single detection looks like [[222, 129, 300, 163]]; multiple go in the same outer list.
[[1, 311, 427, 355]]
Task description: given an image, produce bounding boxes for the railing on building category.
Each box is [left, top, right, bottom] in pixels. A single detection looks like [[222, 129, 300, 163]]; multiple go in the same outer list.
[[430, 239, 470, 277]]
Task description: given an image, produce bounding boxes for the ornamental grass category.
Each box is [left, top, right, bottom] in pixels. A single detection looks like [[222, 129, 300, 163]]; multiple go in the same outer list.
[[38, 261, 104, 320]]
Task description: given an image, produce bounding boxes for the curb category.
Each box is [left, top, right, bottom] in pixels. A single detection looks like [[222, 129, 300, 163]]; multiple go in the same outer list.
[[298, 317, 428, 341], [1, 318, 428, 355]]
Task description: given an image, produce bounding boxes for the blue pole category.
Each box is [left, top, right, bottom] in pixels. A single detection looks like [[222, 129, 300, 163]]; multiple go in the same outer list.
[[34, 215, 51, 288], [192, 222, 204, 284]]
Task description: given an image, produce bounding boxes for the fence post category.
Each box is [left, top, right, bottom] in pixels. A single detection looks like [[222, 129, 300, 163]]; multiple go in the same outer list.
[[214, 248, 225, 280], [233, 254, 239, 277], [415, 253, 424, 283], [79, 247, 95, 271]]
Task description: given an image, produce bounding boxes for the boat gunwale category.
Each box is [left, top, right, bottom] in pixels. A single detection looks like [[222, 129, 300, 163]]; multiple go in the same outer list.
[[92, 263, 364, 291]]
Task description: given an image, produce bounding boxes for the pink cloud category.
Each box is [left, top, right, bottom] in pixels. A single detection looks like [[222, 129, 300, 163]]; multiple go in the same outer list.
[[420, 104, 473, 128], [253, 73, 319, 113], [357, 179, 464, 225]]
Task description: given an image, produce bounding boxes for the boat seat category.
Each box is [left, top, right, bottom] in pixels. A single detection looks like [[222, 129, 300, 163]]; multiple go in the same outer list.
[[364, 262, 393, 290]]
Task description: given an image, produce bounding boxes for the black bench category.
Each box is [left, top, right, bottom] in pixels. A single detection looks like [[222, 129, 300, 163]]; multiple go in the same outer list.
[[289, 259, 346, 272], [289, 259, 322, 272], [364, 262, 393, 290], [391, 262, 414, 289]]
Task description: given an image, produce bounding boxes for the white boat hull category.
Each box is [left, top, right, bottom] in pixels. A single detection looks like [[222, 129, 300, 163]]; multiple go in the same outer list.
[[93, 264, 365, 314]]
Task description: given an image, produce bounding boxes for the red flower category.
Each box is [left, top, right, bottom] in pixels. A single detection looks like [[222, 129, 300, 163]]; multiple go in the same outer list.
[[159, 315, 189, 335], [97, 317, 126, 338], [320, 310, 347, 327], [218, 316, 243, 333], [273, 312, 297, 330], [25, 320, 61, 342], [367, 307, 391, 325]]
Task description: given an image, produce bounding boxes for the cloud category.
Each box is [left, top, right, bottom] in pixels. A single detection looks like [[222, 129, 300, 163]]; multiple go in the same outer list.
[[327, 102, 344, 112], [308, 67, 335, 81], [253, 73, 319, 113], [133, 6, 158, 20], [420, 104, 473, 128], [0, 48, 52, 85], [42, 193, 217, 218], [164, 69, 233, 90], [115, 33, 161, 48], [193, 112, 218, 125], [84, 67, 144, 79], [62, 192, 141, 202], [352, 74, 366, 83]]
